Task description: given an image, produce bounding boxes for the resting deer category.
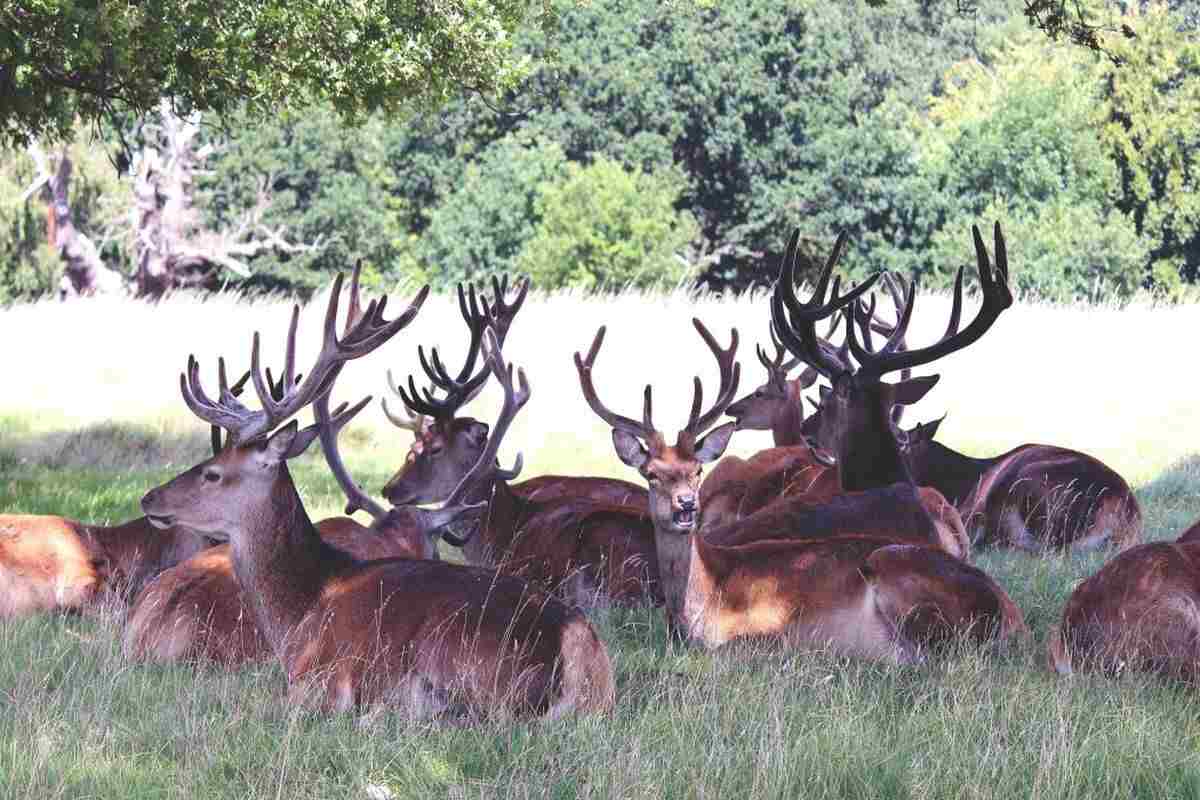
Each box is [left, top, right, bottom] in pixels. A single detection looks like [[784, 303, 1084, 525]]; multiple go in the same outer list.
[[1049, 538, 1200, 680], [381, 275, 647, 513], [811, 273, 1143, 552], [139, 279, 613, 717], [0, 389, 256, 618], [574, 292, 1025, 657], [126, 270, 502, 665], [380, 280, 659, 608]]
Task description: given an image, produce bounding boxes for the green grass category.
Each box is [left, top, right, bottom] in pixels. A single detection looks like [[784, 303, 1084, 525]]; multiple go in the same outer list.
[[3, 286, 1200, 798], [1, 419, 1200, 799]]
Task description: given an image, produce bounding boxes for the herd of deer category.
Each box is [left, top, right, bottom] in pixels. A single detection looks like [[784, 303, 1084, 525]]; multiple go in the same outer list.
[[1, 221, 1195, 719]]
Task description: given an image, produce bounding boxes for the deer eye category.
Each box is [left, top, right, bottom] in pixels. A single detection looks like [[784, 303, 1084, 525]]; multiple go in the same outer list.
[[203, 469, 222, 484]]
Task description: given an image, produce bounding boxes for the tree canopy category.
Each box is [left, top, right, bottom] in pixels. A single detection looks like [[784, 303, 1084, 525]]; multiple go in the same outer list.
[[0, 0, 552, 150]]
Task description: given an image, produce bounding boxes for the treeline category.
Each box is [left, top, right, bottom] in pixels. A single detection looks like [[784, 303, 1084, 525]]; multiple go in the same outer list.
[[1, 0, 1197, 302]]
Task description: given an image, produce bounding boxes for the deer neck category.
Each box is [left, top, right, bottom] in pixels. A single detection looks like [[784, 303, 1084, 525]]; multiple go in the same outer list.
[[771, 382, 807, 447], [88, 518, 209, 598], [837, 395, 913, 492], [228, 465, 346, 658], [460, 475, 514, 566], [652, 521, 725, 648], [906, 440, 993, 507]]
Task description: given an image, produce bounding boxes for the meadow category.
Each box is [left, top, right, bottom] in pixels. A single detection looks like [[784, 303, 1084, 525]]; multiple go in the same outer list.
[[2, 285, 1200, 799]]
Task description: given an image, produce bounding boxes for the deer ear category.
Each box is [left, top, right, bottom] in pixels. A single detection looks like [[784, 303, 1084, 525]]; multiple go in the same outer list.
[[466, 421, 490, 446], [261, 420, 299, 465], [916, 415, 945, 441], [612, 430, 650, 471], [283, 423, 322, 460], [694, 421, 736, 464], [818, 384, 831, 403], [797, 366, 819, 389], [886, 375, 940, 407]]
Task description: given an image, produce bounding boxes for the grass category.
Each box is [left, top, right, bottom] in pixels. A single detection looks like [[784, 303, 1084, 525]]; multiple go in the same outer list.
[[2, 287, 1200, 798]]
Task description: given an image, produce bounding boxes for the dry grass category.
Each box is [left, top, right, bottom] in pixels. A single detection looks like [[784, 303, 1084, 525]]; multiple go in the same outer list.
[[3, 284, 1197, 489], [3, 286, 1200, 798]]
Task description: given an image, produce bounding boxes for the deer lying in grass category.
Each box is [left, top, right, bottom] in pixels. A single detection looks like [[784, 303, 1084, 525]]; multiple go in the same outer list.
[[0, 398, 257, 618], [901, 417, 1142, 551], [1048, 538, 1200, 680], [139, 280, 614, 717], [380, 279, 659, 608], [575, 263, 1025, 657], [779, 270, 1141, 553], [127, 270, 495, 664], [381, 275, 647, 512]]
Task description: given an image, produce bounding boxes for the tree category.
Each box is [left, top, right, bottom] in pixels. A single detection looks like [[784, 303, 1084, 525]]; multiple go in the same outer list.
[[0, 1, 552, 150], [518, 157, 698, 291], [1091, 2, 1200, 290]]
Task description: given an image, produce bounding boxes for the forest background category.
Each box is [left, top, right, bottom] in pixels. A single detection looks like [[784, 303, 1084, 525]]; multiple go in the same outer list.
[[1, 0, 1197, 303]]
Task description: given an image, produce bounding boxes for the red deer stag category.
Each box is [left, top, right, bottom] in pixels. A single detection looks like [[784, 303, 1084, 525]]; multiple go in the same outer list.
[[823, 274, 1144, 552], [1049, 539, 1200, 680], [379, 281, 658, 608], [126, 270, 489, 665], [139, 286, 614, 717], [901, 419, 1141, 551], [381, 275, 647, 511], [574, 309, 1025, 657]]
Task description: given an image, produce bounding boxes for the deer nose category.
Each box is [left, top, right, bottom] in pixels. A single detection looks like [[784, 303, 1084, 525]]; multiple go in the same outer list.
[[678, 495, 697, 512]]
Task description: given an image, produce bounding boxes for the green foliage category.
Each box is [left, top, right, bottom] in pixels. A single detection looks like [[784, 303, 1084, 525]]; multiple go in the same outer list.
[[0, 0, 552, 150], [202, 108, 414, 293], [414, 134, 568, 288], [899, 27, 1150, 300], [518, 158, 699, 291], [1091, 2, 1200, 291]]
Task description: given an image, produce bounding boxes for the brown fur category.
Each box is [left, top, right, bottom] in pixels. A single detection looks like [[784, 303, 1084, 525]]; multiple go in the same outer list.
[[1051, 540, 1200, 680], [939, 443, 1143, 551], [383, 416, 660, 607], [123, 517, 431, 665], [464, 489, 661, 607], [140, 439, 615, 718], [0, 514, 213, 618]]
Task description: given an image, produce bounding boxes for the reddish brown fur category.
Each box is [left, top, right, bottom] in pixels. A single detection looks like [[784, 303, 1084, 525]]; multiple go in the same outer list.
[[0, 514, 213, 617], [933, 442, 1143, 551], [383, 419, 660, 607], [464, 490, 661, 607], [123, 517, 432, 665], [1050, 540, 1200, 680], [1177, 518, 1200, 544]]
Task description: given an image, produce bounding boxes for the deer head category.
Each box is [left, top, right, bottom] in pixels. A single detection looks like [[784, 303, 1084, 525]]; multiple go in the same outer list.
[[382, 275, 528, 505], [142, 270, 429, 537], [772, 224, 1012, 491], [575, 319, 740, 534], [319, 325, 527, 555], [724, 324, 819, 432]]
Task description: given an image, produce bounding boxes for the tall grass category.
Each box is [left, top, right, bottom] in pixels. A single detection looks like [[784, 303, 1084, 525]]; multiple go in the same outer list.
[[2, 287, 1200, 798]]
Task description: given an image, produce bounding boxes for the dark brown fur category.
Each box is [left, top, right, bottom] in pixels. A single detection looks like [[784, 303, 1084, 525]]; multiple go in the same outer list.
[[1050, 540, 1200, 679]]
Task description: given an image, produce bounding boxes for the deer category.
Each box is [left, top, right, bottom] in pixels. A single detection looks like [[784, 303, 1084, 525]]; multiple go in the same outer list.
[[574, 299, 1025, 657], [125, 269, 502, 665], [804, 272, 1143, 553], [0, 389, 258, 618], [138, 277, 614, 718], [380, 280, 659, 608], [1048, 538, 1200, 681], [380, 275, 647, 513]]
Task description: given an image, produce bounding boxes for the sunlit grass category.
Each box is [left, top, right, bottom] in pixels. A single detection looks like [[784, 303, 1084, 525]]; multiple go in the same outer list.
[[2, 287, 1200, 797]]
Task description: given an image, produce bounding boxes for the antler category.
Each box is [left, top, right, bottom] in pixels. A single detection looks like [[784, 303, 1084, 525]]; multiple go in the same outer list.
[[845, 223, 1010, 379], [769, 228, 880, 379], [209, 363, 252, 455], [443, 327, 529, 508], [574, 327, 658, 441], [683, 318, 741, 438], [182, 269, 430, 445], [390, 275, 529, 423], [381, 369, 432, 436]]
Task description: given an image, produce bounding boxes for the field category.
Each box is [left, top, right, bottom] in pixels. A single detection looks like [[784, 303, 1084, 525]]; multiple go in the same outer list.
[[2, 285, 1200, 799]]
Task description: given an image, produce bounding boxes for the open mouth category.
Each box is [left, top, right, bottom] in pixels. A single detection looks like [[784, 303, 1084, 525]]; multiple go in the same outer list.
[[145, 514, 175, 530], [672, 508, 696, 529]]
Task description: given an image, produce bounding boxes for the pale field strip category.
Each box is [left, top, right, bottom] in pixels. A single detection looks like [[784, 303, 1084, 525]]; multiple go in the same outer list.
[[0, 285, 1196, 487]]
